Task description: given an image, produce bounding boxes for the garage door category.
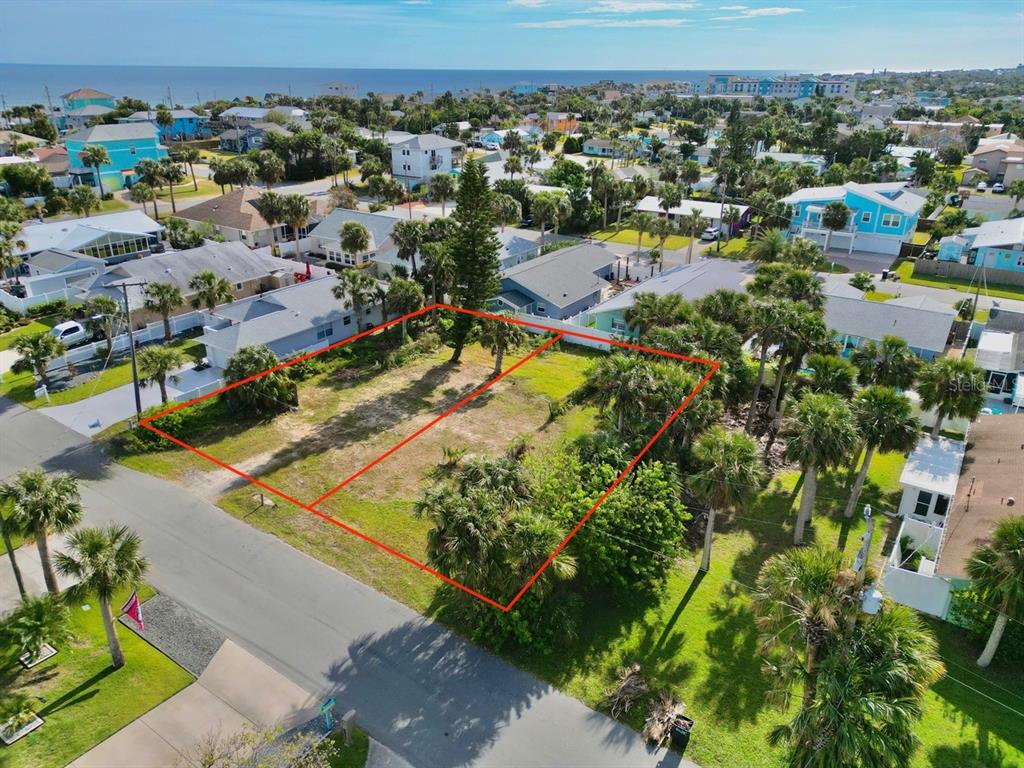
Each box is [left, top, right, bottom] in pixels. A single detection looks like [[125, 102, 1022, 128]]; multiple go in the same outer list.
[[854, 234, 901, 256]]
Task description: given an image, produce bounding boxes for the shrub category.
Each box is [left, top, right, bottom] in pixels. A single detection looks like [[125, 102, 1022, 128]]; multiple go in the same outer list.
[[948, 589, 1024, 665], [117, 401, 221, 453], [368, 202, 387, 213], [26, 299, 69, 318], [286, 356, 327, 381]]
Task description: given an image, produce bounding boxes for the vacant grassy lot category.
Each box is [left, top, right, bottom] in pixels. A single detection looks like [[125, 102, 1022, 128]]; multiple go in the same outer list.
[[118, 339, 1023, 767], [123, 341, 597, 608], [1, 585, 193, 768], [0, 338, 204, 408]]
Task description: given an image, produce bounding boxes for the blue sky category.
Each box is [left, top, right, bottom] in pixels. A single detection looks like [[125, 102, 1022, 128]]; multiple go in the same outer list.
[[3, 0, 1022, 72]]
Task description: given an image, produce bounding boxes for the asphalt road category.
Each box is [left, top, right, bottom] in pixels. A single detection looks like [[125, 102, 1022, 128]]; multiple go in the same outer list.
[[0, 398, 693, 768]]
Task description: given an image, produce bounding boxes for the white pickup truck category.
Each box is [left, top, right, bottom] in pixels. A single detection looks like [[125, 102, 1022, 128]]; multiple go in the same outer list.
[[49, 320, 91, 348]]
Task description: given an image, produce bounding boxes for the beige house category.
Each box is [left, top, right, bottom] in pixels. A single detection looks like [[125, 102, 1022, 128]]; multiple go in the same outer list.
[[175, 188, 287, 249], [968, 140, 1024, 184]]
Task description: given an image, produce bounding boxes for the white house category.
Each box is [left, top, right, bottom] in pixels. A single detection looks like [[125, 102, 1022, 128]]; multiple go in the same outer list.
[[432, 121, 471, 136], [634, 196, 751, 234], [390, 134, 463, 183], [883, 416, 1022, 619]]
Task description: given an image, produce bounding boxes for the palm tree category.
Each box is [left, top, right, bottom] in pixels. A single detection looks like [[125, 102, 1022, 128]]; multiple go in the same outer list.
[[253, 190, 284, 255], [691, 427, 766, 572], [770, 601, 944, 768], [682, 207, 708, 265], [657, 182, 681, 217], [849, 336, 920, 390], [189, 270, 234, 312], [577, 353, 657, 434], [531, 191, 569, 249], [650, 217, 674, 271], [129, 182, 158, 219], [143, 282, 184, 341], [821, 201, 850, 254], [492, 193, 521, 232], [177, 146, 202, 191], [784, 392, 859, 545], [753, 547, 859, 708], [916, 357, 986, 436], [1, 594, 73, 664], [279, 194, 310, 262], [628, 212, 655, 264], [721, 205, 741, 244], [421, 241, 455, 306], [68, 184, 99, 217], [12, 331, 64, 388], [1, 504, 27, 602], [429, 172, 457, 215], [0, 221, 27, 287], [384, 277, 424, 339], [84, 295, 122, 357], [249, 149, 285, 190], [79, 145, 111, 199], [339, 220, 370, 265], [3, 470, 83, 595], [158, 157, 185, 213], [745, 300, 789, 433], [479, 312, 528, 376], [155, 108, 173, 141], [333, 269, 379, 331], [137, 344, 185, 403], [967, 515, 1024, 667], [1006, 179, 1024, 210], [844, 386, 919, 518], [624, 292, 687, 340], [748, 229, 789, 263], [807, 353, 856, 398], [56, 524, 148, 669], [392, 219, 425, 275]]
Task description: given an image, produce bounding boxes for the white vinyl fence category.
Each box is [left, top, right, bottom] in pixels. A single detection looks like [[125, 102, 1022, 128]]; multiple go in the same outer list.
[[0, 286, 79, 315], [512, 312, 615, 350]]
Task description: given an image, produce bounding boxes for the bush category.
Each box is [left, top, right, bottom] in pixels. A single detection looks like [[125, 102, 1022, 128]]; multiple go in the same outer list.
[[117, 401, 220, 453], [286, 356, 327, 381], [26, 299, 69, 318], [368, 202, 387, 213]]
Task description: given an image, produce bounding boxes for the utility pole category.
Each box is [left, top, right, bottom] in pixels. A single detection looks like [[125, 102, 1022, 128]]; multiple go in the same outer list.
[[117, 281, 148, 418], [716, 180, 726, 254], [849, 504, 876, 629]]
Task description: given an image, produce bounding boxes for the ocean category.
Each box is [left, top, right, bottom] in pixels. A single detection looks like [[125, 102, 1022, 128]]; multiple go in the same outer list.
[[0, 63, 786, 107]]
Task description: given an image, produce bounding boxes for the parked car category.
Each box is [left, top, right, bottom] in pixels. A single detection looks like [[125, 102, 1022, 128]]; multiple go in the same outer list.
[[483, 141, 501, 151], [49, 320, 90, 348], [699, 226, 720, 242], [519, 217, 534, 228], [977, 181, 988, 192], [992, 182, 1005, 194]]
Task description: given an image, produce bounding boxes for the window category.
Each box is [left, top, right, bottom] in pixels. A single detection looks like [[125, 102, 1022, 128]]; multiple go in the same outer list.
[[860, 211, 871, 224], [1017, 254, 1024, 268], [235, 282, 243, 290], [881, 213, 902, 228], [536, 303, 546, 314], [913, 490, 933, 518], [612, 318, 627, 331], [933, 495, 949, 518], [129, 146, 136, 156], [343, 316, 352, 326], [316, 324, 334, 340]]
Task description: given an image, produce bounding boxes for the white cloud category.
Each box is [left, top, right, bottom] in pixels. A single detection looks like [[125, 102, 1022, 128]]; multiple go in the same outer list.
[[586, 1, 700, 11], [718, 4, 747, 8], [712, 5, 802, 19], [400, 0, 430, 4], [508, 0, 548, 6], [518, 15, 690, 27]]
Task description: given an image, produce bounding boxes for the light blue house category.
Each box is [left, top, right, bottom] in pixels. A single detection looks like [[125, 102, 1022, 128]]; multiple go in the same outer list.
[[781, 181, 925, 256], [118, 110, 211, 142], [937, 218, 1024, 274], [65, 123, 168, 192], [492, 243, 615, 320], [61, 87, 116, 112]]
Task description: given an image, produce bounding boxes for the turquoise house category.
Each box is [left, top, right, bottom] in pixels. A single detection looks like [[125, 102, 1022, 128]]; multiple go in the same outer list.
[[781, 181, 925, 256], [61, 87, 116, 112], [118, 110, 211, 142], [937, 219, 1024, 274], [66, 123, 168, 192]]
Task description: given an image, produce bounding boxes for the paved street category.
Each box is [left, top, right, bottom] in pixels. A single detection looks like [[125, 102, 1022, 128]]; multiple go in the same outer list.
[[0, 398, 693, 768]]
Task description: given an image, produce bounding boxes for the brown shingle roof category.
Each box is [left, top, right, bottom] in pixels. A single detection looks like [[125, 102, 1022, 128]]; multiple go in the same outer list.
[[175, 188, 273, 232], [61, 87, 113, 100], [937, 415, 1024, 579]]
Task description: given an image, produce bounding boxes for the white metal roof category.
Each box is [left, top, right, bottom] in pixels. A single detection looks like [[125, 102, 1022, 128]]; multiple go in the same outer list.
[[899, 435, 966, 497]]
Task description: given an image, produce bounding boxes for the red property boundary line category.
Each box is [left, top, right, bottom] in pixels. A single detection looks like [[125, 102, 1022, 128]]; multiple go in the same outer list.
[[141, 304, 720, 611]]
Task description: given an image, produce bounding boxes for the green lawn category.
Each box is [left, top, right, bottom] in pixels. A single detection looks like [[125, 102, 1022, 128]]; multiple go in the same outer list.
[[1, 585, 193, 768], [592, 228, 691, 251], [0, 316, 59, 351], [155, 178, 220, 200], [329, 729, 370, 768], [98, 198, 130, 214], [912, 231, 933, 246], [0, 338, 204, 408], [894, 260, 1024, 301], [198, 149, 240, 163], [710, 236, 750, 257]]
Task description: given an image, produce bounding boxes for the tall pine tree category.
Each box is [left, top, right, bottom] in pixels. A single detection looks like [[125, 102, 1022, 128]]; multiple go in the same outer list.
[[448, 159, 501, 363]]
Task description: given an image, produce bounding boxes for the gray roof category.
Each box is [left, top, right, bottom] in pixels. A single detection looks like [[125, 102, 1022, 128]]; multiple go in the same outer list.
[[25, 248, 104, 273], [17, 211, 163, 256], [64, 122, 159, 143], [975, 329, 1024, 373], [497, 231, 542, 262], [308, 209, 396, 253], [200, 276, 372, 356], [393, 134, 463, 151], [823, 287, 955, 353], [985, 308, 1024, 334], [502, 242, 614, 308], [593, 260, 754, 314], [126, 109, 203, 120], [497, 289, 534, 309]]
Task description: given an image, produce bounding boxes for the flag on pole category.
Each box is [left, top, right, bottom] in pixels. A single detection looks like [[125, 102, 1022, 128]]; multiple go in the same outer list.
[[121, 590, 144, 630]]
